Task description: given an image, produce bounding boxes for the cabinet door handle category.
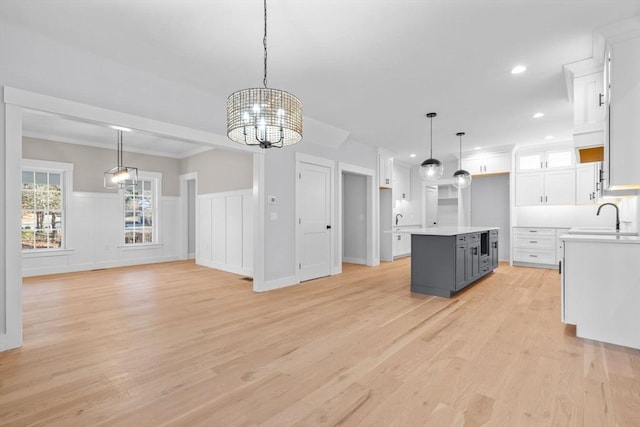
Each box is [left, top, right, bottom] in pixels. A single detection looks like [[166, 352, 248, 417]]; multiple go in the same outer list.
[[529, 230, 537, 233], [545, 195, 548, 203], [529, 254, 538, 258], [589, 193, 593, 200], [540, 196, 543, 203], [599, 93, 604, 107], [529, 241, 538, 243], [558, 260, 562, 275], [540, 162, 543, 169]]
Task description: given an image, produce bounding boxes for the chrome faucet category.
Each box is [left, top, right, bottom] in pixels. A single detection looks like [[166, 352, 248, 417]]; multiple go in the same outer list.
[[395, 213, 403, 226], [596, 203, 620, 231]]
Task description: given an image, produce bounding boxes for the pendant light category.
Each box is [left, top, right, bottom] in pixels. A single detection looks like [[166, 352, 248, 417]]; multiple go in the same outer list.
[[226, 0, 303, 149], [104, 129, 138, 189], [419, 113, 444, 181], [453, 132, 472, 189]]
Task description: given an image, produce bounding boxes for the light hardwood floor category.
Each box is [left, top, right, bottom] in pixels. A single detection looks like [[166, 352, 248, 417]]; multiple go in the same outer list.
[[1, 259, 639, 426]]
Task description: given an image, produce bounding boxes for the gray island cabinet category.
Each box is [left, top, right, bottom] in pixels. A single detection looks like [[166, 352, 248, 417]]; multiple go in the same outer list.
[[397, 227, 498, 298]]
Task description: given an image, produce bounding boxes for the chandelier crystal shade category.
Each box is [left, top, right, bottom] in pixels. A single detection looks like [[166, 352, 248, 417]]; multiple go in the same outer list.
[[104, 130, 138, 189], [226, 0, 302, 148], [453, 132, 472, 189], [419, 112, 444, 181]]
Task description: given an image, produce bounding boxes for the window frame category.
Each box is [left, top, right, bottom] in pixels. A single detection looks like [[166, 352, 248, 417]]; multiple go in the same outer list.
[[120, 171, 162, 247], [21, 159, 74, 253]]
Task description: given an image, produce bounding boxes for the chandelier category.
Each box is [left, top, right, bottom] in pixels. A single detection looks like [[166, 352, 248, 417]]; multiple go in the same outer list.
[[226, 0, 302, 148], [104, 129, 138, 189]]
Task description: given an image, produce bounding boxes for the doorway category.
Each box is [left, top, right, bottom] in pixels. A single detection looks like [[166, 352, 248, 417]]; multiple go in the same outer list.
[[339, 163, 376, 269], [180, 172, 198, 260]]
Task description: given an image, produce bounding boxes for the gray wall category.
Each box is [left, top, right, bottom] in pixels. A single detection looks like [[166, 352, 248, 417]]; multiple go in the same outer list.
[[343, 172, 367, 263], [470, 174, 510, 260], [23, 137, 181, 196], [179, 148, 253, 194]]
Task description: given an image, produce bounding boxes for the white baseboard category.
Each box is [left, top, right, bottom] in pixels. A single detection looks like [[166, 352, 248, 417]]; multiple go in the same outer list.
[[0, 331, 21, 352], [255, 275, 298, 292], [22, 256, 181, 277], [196, 258, 253, 278], [342, 256, 367, 265]]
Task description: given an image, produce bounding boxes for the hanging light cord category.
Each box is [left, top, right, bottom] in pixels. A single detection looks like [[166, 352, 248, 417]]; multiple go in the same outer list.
[[118, 130, 123, 169], [263, 0, 268, 88], [429, 115, 433, 158]]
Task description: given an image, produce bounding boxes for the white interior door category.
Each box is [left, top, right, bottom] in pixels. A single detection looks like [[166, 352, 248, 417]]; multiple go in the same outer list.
[[298, 162, 332, 282]]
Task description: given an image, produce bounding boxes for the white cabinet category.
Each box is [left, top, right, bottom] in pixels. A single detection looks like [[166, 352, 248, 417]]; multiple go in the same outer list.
[[378, 149, 394, 188], [573, 71, 605, 133], [513, 227, 557, 266], [516, 148, 574, 172], [604, 35, 640, 190], [392, 231, 411, 258], [576, 162, 603, 205], [515, 169, 575, 206], [461, 152, 511, 175], [392, 163, 411, 201], [513, 227, 568, 268]]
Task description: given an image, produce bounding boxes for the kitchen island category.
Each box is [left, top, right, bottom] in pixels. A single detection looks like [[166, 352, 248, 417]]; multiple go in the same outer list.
[[561, 233, 640, 350], [395, 226, 499, 297]]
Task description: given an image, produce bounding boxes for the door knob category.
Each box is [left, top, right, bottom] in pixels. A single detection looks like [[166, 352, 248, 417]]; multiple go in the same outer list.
[[326, 225, 331, 229]]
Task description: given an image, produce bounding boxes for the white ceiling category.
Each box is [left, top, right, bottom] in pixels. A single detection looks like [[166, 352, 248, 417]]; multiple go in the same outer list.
[[2, 0, 640, 163]]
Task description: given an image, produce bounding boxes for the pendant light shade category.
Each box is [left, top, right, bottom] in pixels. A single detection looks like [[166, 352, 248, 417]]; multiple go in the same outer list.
[[104, 130, 138, 189], [419, 113, 444, 181], [452, 132, 472, 189], [226, 0, 302, 149]]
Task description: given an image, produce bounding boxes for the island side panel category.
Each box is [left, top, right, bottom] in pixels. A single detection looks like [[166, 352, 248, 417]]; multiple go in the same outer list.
[[410, 234, 456, 297]]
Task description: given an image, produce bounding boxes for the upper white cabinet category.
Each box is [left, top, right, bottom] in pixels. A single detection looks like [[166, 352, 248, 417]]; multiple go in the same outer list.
[[515, 145, 576, 206], [604, 35, 640, 190], [461, 152, 511, 175], [576, 162, 603, 205], [516, 147, 574, 172], [515, 170, 576, 206], [393, 163, 411, 201], [573, 71, 605, 134], [378, 149, 394, 188]]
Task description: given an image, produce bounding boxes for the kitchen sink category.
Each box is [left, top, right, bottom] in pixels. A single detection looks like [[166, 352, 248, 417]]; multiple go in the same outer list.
[[568, 226, 638, 236]]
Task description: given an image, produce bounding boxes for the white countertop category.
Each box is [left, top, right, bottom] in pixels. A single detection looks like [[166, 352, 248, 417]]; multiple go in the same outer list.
[[561, 233, 640, 244], [392, 226, 499, 236]]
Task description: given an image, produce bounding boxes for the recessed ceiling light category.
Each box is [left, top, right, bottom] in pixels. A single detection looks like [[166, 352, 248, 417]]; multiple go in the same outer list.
[[474, 146, 482, 150], [532, 112, 544, 119], [409, 153, 416, 158], [544, 135, 553, 140], [511, 65, 527, 74]]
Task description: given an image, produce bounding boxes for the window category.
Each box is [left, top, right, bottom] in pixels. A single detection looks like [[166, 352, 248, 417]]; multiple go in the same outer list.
[[21, 160, 73, 251], [123, 172, 161, 245]]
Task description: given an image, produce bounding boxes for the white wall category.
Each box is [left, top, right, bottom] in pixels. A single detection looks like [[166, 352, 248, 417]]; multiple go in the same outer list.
[[471, 174, 510, 261], [343, 173, 367, 264], [196, 190, 253, 277], [23, 193, 180, 276], [262, 139, 378, 288]]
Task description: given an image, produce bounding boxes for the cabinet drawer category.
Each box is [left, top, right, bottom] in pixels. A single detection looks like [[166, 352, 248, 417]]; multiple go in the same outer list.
[[489, 230, 498, 238], [456, 235, 467, 244], [513, 235, 555, 250], [467, 233, 480, 242], [480, 257, 489, 267], [513, 227, 556, 237], [513, 248, 556, 265]]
